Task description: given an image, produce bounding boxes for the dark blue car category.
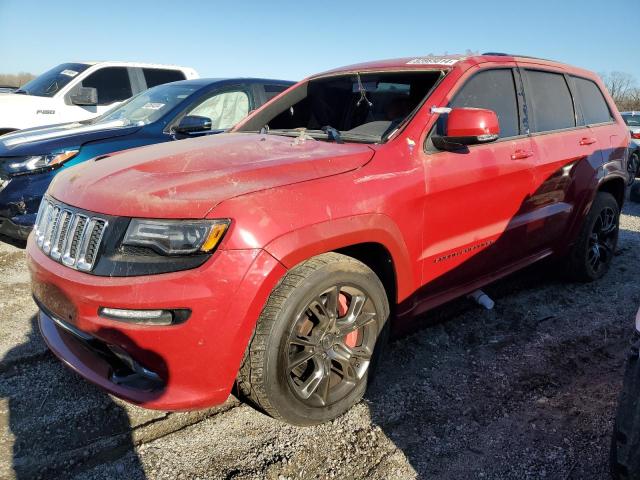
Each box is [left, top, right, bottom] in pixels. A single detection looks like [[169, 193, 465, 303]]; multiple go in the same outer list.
[[0, 77, 293, 244]]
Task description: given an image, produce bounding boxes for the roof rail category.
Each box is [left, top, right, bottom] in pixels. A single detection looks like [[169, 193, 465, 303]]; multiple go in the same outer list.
[[481, 52, 557, 62]]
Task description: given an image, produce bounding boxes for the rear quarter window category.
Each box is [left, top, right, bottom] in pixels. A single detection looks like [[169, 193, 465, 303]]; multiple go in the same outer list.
[[572, 76, 613, 125], [525, 70, 576, 133], [143, 68, 186, 88]]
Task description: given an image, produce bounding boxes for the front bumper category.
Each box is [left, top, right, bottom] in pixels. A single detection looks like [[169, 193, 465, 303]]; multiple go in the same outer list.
[[27, 235, 287, 410], [0, 169, 57, 241], [0, 215, 32, 241]]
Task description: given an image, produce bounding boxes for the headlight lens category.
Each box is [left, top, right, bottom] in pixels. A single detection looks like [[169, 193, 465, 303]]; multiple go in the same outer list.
[[2, 150, 79, 175], [123, 219, 230, 255]]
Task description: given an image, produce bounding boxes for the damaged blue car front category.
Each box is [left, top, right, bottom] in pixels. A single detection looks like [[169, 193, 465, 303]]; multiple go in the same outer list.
[[0, 77, 293, 244]]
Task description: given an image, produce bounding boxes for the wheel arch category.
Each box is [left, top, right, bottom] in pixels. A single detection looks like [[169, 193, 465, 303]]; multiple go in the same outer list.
[[333, 242, 397, 310], [263, 214, 416, 305], [598, 175, 626, 209]]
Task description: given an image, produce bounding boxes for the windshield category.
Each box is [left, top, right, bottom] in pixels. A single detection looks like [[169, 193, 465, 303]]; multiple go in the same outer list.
[[236, 71, 443, 143], [94, 83, 200, 127], [623, 114, 640, 127], [17, 63, 90, 97]]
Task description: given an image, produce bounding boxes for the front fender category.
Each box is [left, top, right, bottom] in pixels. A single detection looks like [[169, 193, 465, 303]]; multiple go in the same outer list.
[[262, 214, 415, 302]]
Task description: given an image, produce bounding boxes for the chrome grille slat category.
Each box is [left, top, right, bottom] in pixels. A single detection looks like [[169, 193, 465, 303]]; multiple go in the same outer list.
[[51, 210, 72, 260], [34, 198, 108, 272], [43, 206, 61, 254]]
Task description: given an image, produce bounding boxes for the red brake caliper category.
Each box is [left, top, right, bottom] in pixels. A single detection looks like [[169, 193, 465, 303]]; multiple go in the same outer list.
[[339, 293, 359, 348]]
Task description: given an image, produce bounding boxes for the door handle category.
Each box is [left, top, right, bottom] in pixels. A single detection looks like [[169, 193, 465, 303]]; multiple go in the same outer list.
[[579, 137, 597, 146], [511, 149, 534, 160]]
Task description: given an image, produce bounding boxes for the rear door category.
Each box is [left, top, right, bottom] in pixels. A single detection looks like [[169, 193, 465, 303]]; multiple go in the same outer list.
[[520, 66, 606, 252], [570, 74, 622, 170], [420, 66, 537, 296]]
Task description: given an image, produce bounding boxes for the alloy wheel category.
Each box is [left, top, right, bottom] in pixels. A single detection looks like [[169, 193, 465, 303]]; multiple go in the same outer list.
[[286, 285, 378, 407], [587, 206, 617, 273]]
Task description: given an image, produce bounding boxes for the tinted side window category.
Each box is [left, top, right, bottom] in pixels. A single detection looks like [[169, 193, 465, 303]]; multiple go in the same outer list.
[[81, 67, 132, 105], [264, 84, 290, 101], [450, 69, 519, 138], [143, 68, 186, 88], [525, 70, 575, 132], [572, 76, 612, 125]]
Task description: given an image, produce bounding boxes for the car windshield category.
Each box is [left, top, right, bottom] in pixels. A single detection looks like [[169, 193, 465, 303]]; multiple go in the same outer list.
[[93, 83, 200, 127], [623, 114, 640, 127], [236, 71, 443, 143], [16, 63, 90, 97]]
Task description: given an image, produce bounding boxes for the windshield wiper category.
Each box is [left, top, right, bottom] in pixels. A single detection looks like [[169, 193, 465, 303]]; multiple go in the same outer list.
[[321, 126, 343, 144], [13, 89, 27, 95]]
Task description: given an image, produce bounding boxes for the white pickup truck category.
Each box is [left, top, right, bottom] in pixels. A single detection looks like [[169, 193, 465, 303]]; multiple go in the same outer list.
[[0, 62, 199, 135]]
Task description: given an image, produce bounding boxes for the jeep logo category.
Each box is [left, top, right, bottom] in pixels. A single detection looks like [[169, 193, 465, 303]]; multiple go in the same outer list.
[[36, 109, 55, 115]]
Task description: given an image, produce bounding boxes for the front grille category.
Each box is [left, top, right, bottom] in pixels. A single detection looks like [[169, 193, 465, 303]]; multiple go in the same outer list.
[[34, 197, 108, 272]]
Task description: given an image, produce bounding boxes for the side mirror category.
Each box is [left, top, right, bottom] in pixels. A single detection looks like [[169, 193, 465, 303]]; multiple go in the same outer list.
[[433, 107, 500, 151], [174, 115, 212, 134], [70, 87, 98, 106]]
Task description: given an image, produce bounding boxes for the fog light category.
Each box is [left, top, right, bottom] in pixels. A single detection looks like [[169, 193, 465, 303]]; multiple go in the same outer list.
[[99, 307, 190, 325], [636, 306, 640, 333]]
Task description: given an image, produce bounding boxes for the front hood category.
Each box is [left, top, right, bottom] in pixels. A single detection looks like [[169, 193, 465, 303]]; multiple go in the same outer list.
[[0, 93, 52, 128], [49, 133, 375, 218], [0, 92, 42, 106], [0, 120, 141, 156]]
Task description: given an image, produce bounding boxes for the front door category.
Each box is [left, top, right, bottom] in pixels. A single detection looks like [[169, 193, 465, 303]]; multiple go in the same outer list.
[[419, 67, 537, 301]]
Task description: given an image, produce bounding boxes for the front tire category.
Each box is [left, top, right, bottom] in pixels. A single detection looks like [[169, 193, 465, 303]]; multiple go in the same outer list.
[[565, 191, 619, 281], [237, 252, 390, 425]]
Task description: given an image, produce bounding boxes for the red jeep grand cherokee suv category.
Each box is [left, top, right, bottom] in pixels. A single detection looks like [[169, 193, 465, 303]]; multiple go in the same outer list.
[[27, 53, 629, 425]]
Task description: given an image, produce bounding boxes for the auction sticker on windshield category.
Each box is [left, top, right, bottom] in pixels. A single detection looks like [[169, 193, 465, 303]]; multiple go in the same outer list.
[[142, 103, 165, 110], [60, 69, 79, 77]]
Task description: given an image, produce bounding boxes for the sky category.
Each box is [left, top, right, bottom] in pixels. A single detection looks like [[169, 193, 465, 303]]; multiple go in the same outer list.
[[0, 0, 637, 82]]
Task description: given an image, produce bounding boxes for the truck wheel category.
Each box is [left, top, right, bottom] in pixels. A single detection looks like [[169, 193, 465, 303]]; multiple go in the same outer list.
[[611, 341, 640, 480], [566, 191, 619, 281], [237, 252, 390, 425], [628, 152, 639, 187]]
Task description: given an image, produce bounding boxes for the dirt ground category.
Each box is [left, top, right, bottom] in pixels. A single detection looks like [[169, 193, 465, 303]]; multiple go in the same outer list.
[[1, 200, 639, 480]]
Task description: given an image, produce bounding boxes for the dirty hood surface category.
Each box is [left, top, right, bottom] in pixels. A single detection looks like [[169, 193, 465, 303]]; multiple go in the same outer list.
[[49, 133, 375, 218]]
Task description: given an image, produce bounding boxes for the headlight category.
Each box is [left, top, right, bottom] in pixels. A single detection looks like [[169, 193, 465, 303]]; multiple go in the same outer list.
[[123, 219, 230, 255], [2, 149, 79, 175]]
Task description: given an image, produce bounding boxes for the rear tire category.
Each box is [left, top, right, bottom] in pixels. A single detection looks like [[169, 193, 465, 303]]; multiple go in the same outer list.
[[611, 338, 640, 480], [237, 252, 390, 425], [565, 192, 619, 282]]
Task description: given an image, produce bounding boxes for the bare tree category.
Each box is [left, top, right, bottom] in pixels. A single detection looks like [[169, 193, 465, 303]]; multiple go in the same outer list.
[[599, 71, 640, 112], [0, 72, 35, 88]]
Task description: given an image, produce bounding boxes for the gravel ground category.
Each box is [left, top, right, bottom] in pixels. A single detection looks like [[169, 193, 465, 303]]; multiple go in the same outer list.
[[1, 200, 639, 479]]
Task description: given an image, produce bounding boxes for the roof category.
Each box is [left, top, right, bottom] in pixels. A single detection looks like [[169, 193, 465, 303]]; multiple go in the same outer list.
[[161, 77, 295, 88], [313, 53, 586, 78], [73, 61, 197, 70]]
